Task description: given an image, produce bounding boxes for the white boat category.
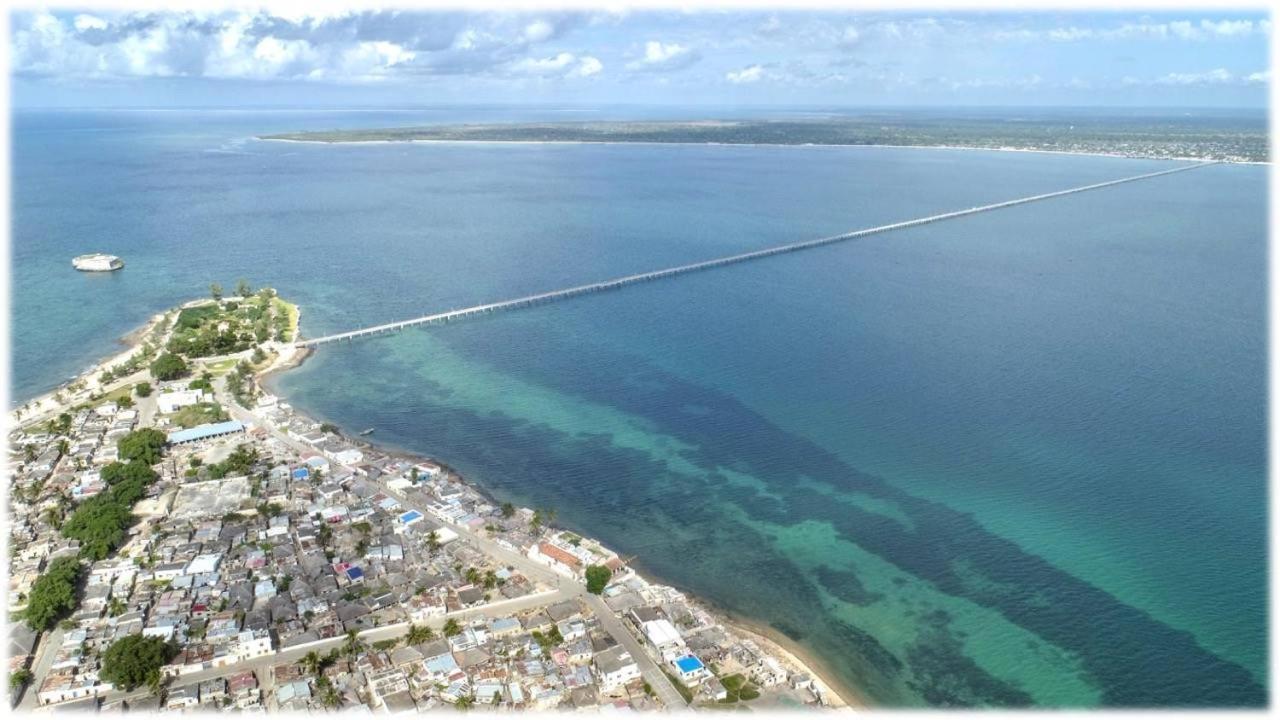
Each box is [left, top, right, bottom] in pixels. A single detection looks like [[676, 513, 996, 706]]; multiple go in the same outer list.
[[72, 253, 124, 272]]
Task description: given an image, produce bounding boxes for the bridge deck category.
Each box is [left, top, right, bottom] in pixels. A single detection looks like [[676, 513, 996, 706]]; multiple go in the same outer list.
[[296, 161, 1216, 348]]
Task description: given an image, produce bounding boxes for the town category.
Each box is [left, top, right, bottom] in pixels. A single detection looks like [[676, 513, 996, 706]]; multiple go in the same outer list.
[[7, 288, 841, 713]]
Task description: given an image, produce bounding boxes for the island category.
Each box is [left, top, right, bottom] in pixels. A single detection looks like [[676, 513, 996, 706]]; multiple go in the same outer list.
[[6, 285, 849, 712], [259, 113, 1269, 163]]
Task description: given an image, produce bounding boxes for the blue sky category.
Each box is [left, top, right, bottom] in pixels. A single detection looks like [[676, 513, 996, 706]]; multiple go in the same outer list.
[[10, 9, 1272, 108]]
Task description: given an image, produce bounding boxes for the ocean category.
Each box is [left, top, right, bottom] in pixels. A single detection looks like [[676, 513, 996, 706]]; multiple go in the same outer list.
[[11, 108, 1267, 707]]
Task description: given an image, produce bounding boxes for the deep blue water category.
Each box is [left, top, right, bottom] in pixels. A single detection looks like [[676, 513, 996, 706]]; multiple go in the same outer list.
[[10, 109, 1267, 707]]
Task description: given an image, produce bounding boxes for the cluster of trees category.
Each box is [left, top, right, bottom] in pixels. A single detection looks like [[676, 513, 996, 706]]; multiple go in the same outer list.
[[21, 556, 81, 631], [149, 353, 190, 381], [99, 634, 178, 692], [205, 444, 259, 480], [134, 382, 152, 398], [118, 428, 166, 465], [62, 459, 159, 561], [97, 342, 158, 386], [225, 360, 257, 407]]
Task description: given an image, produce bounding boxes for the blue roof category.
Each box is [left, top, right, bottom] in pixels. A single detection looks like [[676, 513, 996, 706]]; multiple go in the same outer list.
[[400, 510, 423, 523], [675, 656, 704, 673], [345, 567, 364, 580], [292, 467, 310, 479], [167, 420, 245, 445]]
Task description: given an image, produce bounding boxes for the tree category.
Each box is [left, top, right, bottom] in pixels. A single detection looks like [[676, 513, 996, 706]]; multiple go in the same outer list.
[[118, 429, 167, 465], [585, 565, 611, 595], [404, 624, 435, 645], [10, 668, 33, 689], [150, 353, 189, 381], [427, 531, 441, 553], [134, 382, 153, 398], [301, 650, 325, 677], [320, 684, 344, 709], [210, 283, 223, 301], [443, 619, 462, 637], [501, 502, 516, 519], [22, 556, 81, 631], [251, 346, 267, 364], [236, 279, 252, 298], [100, 634, 177, 692], [342, 629, 365, 658]]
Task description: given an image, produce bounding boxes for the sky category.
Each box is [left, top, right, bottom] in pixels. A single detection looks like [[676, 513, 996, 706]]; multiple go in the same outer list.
[[8, 8, 1273, 108]]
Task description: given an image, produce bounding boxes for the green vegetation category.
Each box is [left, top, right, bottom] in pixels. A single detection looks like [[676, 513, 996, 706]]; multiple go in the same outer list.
[[100, 634, 178, 691], [22, 556, 81, 631], [134, 382, 152, 398], [717, 674, 760, 703], [10, 668, 33, 689], [150, 352, 190, 381], [168, 289, 288, 359], [206, 444, 259, 479], [169, 401, 229, 429], [262, 115, 1270, 162], [585, 565, 611, 595], [63, 460, 159, 560], [404, 624, 436, 645], [118, 428, 167, 465], [443, 618, 462, 637]]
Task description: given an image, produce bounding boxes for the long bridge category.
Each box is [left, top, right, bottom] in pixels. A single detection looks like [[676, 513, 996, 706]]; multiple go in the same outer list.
[[296, 161, 1217, 348]]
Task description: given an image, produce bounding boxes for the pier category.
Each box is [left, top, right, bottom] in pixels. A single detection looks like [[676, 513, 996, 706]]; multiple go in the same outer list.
[[296, 161, 1216, 348]]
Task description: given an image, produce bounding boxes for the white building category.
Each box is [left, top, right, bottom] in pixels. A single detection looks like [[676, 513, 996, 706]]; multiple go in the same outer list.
[[594, 647, 641, 692], [156, 389, 207, 414]]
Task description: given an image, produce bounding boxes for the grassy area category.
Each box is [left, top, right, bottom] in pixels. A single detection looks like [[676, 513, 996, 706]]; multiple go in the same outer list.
[[169, 402, 230, 429], [715, 674, 760, 704], [202, 358, 239, 376]]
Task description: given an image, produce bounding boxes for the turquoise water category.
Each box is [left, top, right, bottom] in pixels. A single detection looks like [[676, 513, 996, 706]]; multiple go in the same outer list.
[[11, 109, 1267, 707]]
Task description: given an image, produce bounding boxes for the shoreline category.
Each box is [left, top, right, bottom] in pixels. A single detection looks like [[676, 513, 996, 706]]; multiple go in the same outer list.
[[255, 342, 856, 709], [8, 310, 166, 423], [255, 135, 1266, 165]]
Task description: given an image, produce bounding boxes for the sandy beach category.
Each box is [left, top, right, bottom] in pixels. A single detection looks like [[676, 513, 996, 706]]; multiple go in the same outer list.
[[256, 134, 1259, 164]]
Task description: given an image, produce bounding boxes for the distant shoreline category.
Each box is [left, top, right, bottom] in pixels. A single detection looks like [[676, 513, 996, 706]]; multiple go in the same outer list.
[[256, 135, 1266, 165]]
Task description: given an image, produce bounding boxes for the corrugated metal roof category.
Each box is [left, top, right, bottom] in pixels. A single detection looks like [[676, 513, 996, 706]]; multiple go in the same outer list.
[[166, 420, 245, 444]]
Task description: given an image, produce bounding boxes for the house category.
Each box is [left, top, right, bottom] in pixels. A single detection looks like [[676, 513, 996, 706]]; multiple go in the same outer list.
[[594, 647, 641, 692], [672, 654, 710, 685], [641, 619, 685, 659], [155, 390, 207, 414]]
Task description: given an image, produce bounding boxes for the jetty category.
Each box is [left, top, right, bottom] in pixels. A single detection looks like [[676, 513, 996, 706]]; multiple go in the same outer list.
[[297, 161, 1216, 348]]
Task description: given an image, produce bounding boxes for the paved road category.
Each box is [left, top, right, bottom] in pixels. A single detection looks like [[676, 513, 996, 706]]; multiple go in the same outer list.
[[15, 626, 64, 711]]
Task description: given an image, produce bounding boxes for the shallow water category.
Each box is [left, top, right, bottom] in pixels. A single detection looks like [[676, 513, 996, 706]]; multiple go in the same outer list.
[[13, 109, 1267, 706]]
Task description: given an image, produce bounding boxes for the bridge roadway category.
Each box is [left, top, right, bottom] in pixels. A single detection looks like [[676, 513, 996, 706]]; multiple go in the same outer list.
[[297, 161, 1217, 348]]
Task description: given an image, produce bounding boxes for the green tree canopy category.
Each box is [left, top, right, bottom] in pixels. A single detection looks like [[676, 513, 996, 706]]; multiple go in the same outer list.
[[23, 556, 81, 631], [118, 428, 167, 465], [585, 565, 611, 595], [134, 381, 152, 398], [149, 353, 189, 381], [100, 634, 178, 691]]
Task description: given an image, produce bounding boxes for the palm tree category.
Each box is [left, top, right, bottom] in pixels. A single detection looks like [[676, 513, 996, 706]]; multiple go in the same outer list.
[[300, 651, 324, 677], [320, 684, 343, 709], [404, 624, 435, 645], [342, 629, 365, 658], [427, 531, 440, 553], [443, 619, 462, 637]]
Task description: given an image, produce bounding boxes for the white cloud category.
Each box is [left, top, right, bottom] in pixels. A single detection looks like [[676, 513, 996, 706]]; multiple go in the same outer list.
[[510, 51, 602, 79], [72, 14, 107, 32], [1156, 67, 1235, 85], [626, 40, 699, 72], [572, 55, 603, 77], [523, 20, 554, 43], [726, 64, 764, 84]]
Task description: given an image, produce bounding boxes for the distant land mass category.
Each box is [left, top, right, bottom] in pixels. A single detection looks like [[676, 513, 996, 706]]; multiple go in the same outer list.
[[260, 114, 1268, 162]]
